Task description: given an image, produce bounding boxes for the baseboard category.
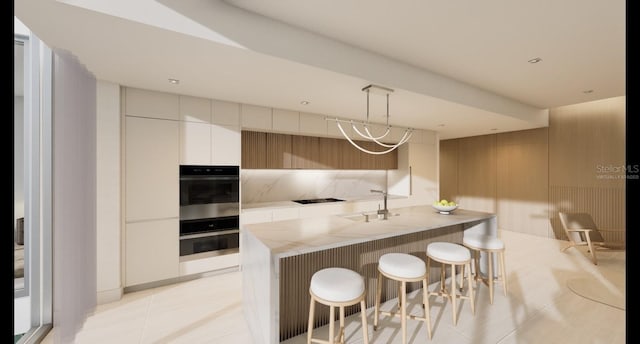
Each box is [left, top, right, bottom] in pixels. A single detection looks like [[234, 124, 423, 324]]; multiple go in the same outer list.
[[97, 287, 123, 304]]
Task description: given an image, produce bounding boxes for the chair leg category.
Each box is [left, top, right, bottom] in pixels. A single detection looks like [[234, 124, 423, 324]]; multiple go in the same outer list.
[[374, 271, 382, 330], [307, 297, 315, 344], [585, 235, 598, 265], [459, 264, 465, 292], [360, 299, 369, 343]]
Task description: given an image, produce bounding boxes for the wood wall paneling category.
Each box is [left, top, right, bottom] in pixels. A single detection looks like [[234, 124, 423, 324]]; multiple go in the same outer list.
[[548, 97, 625, 240], [439, 97, 625, 242], [456, 134, 497, 213], [496, 128, 549, 237], [439, 139, 459, 201]]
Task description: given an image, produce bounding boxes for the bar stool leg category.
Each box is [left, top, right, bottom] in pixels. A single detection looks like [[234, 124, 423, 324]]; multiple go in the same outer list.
[[329, 305, 335, 344], [397, 282, 403, 309], [401, 281, 407, 344], [468, 261, 475, 315], [488, 252, 494, 305], [451, 264, 457, 325], [422, 278, 432, 340], [307, 297, 315, 344], [374, 271, 382, 330], [360, 299, 369, 343], [339, 306, 345, 343]]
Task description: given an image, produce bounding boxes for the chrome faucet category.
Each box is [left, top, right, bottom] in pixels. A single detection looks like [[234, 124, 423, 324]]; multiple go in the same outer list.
[[370, 189, 389, 220]]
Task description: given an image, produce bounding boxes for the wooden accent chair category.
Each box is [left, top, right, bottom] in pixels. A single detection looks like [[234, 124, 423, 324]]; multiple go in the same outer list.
[[558, 212, 625, 265]]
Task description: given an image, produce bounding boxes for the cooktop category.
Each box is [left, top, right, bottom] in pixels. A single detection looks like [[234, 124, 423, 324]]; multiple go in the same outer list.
[[292, 197, 345, 205]]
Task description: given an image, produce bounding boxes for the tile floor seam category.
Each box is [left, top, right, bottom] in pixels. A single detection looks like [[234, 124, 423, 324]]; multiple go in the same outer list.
[[138, 293, 155, 344]]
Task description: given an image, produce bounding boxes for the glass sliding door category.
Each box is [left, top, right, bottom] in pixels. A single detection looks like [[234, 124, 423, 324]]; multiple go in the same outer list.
[[14, 17, 53, 343]]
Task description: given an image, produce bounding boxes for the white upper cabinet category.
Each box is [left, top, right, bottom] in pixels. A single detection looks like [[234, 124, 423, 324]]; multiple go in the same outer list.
[[125, 116, 179, 222], [124, 87, 179, 120], [272, 109, 299, 134], [180, 95, 211, 123], [211, 124, 241, 165], [299, 112, 327, 136], [241, 104, 272, 130], [213, 100, 240, 126], [180, 121, 212, 165]]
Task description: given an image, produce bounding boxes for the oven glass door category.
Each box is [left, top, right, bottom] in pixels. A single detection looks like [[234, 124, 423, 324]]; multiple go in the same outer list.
[[179, 231, 239, 256], [180, 176, 239, 205]]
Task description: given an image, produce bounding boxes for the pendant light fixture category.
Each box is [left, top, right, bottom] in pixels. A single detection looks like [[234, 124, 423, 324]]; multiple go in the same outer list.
[[327, 84, 413, 155]]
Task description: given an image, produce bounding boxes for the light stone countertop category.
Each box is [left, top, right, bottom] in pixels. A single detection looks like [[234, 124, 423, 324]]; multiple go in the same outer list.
[[242, 205, 495, 258]]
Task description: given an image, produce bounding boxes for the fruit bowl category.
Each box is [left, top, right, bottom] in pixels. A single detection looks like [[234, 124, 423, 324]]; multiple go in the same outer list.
[[432, 203, 458, 214]]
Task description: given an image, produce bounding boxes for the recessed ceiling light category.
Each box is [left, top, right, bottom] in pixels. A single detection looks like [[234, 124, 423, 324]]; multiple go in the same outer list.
[[528, 57, 542, 64], [300, 100, 310, 105], [583, 89, 594, 94], [168, 78, 180, 84]]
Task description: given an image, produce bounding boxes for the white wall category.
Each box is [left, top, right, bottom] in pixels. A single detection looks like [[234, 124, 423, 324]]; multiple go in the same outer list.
[[52, 49, 97, 343], [96, 80, 122, 303]]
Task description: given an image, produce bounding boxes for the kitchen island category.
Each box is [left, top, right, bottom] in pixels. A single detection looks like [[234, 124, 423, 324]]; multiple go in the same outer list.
[[241, 205, 496, 343]]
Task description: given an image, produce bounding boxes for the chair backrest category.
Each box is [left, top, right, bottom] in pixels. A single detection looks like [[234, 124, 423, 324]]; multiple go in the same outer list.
[[558, 212, 605, 243]]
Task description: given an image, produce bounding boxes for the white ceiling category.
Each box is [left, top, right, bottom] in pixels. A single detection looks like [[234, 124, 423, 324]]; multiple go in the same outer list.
[[14, 0, 625, 139]]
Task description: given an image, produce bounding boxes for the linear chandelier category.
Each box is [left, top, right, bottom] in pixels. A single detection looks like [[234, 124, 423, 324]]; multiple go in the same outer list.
[[327, 84, 413, 155]]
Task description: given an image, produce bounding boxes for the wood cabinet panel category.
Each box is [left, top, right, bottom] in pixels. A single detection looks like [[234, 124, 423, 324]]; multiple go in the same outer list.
[[241, 131, 266, 169], [292, 135, 321, 168], [266, 132, 292, 169], [318, 137, 342, 169], [242, 130, 397, 170]]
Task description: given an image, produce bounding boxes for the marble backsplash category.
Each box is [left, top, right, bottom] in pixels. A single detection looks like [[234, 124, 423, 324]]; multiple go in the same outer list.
[[241, 169, 387, 204]]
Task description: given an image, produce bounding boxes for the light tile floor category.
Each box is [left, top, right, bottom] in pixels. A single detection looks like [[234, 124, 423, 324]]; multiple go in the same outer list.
[[42, 230, 625, 343]]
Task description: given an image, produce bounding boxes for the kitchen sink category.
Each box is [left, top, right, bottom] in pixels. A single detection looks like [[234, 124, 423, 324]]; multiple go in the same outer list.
[[341, 212, 400, 222], [292, 197, 345, 205]]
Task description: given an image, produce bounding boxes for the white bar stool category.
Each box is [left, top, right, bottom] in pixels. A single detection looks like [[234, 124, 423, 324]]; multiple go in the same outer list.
[[426, 242, 474, 326], [463, 233, 507, 304], [373, 253, 431, 344], [307, 267, 369, 344]]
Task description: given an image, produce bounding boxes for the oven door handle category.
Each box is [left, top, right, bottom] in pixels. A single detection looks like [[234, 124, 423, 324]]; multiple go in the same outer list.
[[179, 229, 239, 240]]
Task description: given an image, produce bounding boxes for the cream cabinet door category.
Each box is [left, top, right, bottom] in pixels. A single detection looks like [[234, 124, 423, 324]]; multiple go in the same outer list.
[[211, 124, 241, 165], [125, 218, 179, 286], [180, 121, 211, 165], [124, 87, 179, 120], [125, 116, 179, 222]]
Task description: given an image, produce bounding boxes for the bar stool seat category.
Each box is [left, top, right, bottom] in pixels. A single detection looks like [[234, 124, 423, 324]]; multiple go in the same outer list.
[[426, 242, 474, 326], [374, 253, 431, 344], [307, 267, 368, 344], [463, 233, 507, 304]]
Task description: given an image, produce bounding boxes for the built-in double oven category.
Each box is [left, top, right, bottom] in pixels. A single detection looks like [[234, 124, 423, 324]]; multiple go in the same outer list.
[[179, 165, 240, 257]]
